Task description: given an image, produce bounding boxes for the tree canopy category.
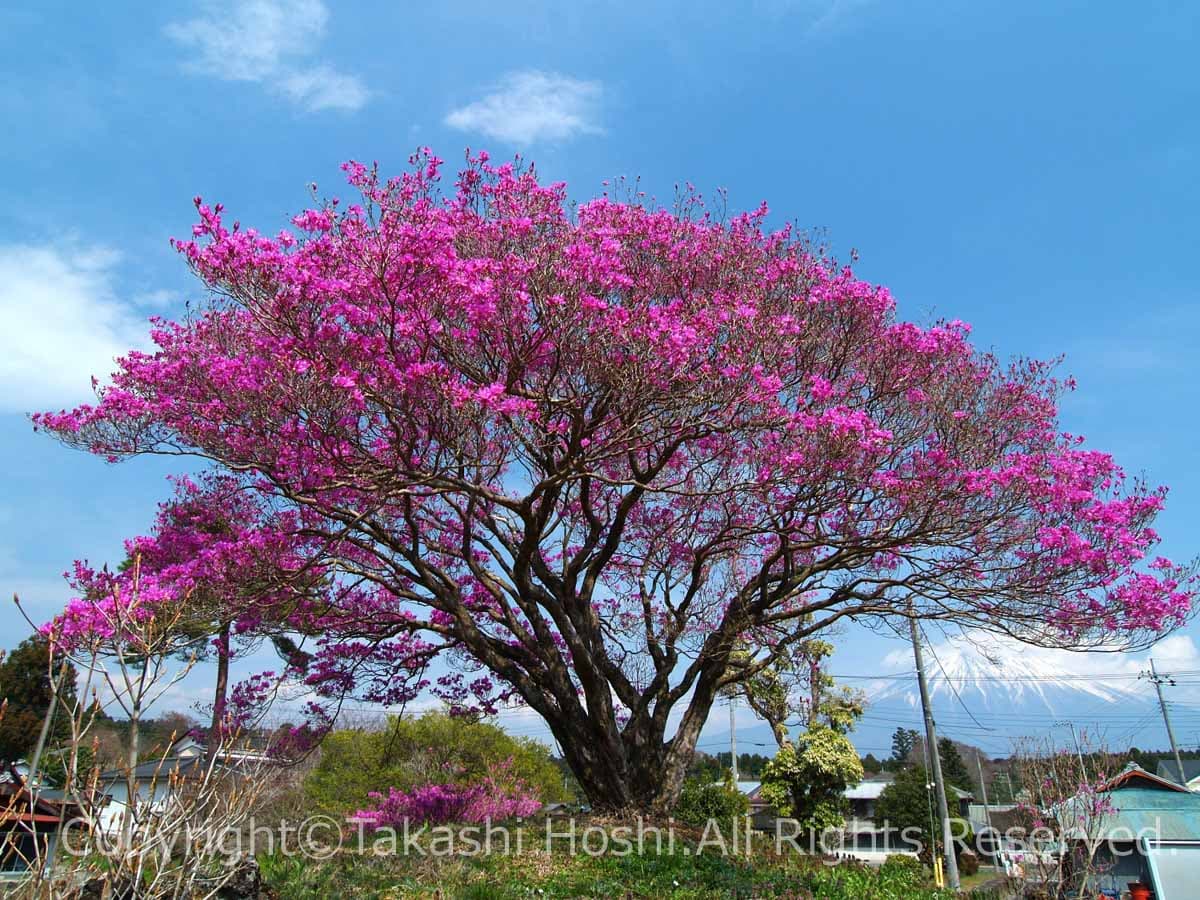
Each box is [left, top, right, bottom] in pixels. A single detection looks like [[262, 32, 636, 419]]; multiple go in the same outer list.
[[35, 152, 1195, 811], [0, 635, 77, 768], [938, 737, 974, 796], [874, 763, 935, 847]]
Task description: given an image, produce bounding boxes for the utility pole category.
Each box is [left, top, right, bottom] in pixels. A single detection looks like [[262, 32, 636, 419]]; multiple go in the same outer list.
[[997, 770, 1015, 804], [909, 614, 960, 890], [976, 755, 994, 860], [1148, 658, 1186, 784], [729, 697, 739, 783]]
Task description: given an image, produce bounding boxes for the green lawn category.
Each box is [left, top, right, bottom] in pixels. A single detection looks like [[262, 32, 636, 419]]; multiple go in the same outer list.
[[255, 822, 997, 899]]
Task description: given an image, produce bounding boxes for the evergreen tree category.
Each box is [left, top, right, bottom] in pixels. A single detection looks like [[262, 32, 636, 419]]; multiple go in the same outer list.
[[875, 763, 934, 847], [938, 738, 974, 795], [888, 727, 921, 770], [0, 636, 77, 767]]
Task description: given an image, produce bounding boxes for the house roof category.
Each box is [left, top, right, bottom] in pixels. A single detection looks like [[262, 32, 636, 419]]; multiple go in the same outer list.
[[1155, 759, 1200, 785], [1086, 788, 1200, 841], [731, 780, 762, 797], [98, 756, 207, 782], [0, 782, 84, 828], [1056, 764, 1200, 841], [845, 781, 890, 800], [1102, 762, 1191, 795], [98, 743, 278, 783]]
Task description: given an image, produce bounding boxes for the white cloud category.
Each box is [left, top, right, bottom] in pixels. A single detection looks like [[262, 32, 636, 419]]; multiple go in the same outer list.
[[444, 70, 603, 146], [0, 242, 150, 413], [276, 64, 370, 113], [806, 0, 876, 34], [753, 0, 877, 34], [165, 0, 367, 113]]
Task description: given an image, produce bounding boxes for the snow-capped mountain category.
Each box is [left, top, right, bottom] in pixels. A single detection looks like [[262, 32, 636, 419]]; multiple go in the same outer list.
[[855, 635, 1197, 755], [866, 636, 1149, 715], [701, 634, 1200, 759]]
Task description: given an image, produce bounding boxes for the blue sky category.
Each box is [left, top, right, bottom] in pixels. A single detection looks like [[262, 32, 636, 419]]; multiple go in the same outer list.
[[2, 0, 1198, 755]]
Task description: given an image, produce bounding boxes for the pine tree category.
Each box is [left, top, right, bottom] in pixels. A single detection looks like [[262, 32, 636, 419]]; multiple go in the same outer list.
[[888, 727, 921, 770], [938, 738, 974, 795]]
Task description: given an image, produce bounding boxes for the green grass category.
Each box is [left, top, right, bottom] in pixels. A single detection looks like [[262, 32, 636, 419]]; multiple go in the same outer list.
[[257, 822, 966, 899]]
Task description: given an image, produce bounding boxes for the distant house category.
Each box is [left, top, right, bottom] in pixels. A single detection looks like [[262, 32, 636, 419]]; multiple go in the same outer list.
[[1057, 762, 1200, 899], [96, 735, 274, 834], [843, 779, 904, 858], [1154, 759, 1200, 792], [0, 778, 84, 882], [734, 776, 973, 862]]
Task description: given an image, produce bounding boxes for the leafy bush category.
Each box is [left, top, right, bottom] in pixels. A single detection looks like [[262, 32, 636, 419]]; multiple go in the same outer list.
[[874, 763, 933, 843], [879, 853, 926, 879], [304, 711, 566, 815], [951, 817, 975, 858], [758, 727, 863, 831], [672, 774, 749, 826]]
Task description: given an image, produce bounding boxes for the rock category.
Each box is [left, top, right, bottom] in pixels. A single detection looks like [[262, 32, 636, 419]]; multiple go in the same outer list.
[[216, 854, 264, 899]]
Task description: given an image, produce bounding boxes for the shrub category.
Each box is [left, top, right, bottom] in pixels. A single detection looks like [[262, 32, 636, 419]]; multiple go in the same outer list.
[[879, 853, 925, 879], [304, 711, 566, 815], [353, 758, 542, 827], [758, 728, 862, 831], [672, 774, 749, 827], [958, 848, 980, 876]]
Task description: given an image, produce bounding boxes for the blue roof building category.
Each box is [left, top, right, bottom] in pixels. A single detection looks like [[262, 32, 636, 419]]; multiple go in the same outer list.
[[1058, 763, 1200, 899]]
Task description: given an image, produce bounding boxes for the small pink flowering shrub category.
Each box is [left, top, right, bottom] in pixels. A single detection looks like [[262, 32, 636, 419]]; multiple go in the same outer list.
[[353, 759, 541, 827]]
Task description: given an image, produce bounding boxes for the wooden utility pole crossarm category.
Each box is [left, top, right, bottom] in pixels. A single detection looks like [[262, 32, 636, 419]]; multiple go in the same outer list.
[[1148, 658, 1186, 785]]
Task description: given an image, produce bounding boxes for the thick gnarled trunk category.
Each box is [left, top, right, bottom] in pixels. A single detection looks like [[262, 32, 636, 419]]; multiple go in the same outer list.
[[530, 658, 725, 814]]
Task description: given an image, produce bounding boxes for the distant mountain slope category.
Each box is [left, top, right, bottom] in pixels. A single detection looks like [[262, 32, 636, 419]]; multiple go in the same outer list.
[[700, 636, 1200, 759]]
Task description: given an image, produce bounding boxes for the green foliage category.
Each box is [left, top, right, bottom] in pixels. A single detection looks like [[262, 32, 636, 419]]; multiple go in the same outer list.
[[759, 726, 863, 831], [691, 751, 771, 780], [304, 711, 566, 815], [937, 738, 973, 794], [988, 769, 1021, 803], [874, 766, 977, 862], [879, 853, 927, 880], [733, 639, 864, 743], [258, 828, 950, 899], [874, 764, 934, 845], [817, 683, 865, 735], [887, 727, 921, 771], [672, 773, 750, 827], [0, 636, 77, 770]]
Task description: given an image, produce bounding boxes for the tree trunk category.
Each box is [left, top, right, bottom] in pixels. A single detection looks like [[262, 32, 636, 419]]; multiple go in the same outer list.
[[542, 666, 723, 815], [206, 622, 231, 766], [123, 701, 140, 853], [808, 658, 821, 729]]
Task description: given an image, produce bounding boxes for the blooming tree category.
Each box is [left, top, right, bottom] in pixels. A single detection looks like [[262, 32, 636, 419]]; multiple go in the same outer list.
[[1008, 736, 1120, 898], [34, 151, 1195, 811], [54, 475, 322, 750]]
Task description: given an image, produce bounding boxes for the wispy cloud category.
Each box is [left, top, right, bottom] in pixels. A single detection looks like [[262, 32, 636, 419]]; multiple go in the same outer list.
[[806, 0, 876, 35], [0, 242, 150, 413], [165, 0, 368, 113], [445, 70, 603, 146], [753, 0, 878, 35]]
